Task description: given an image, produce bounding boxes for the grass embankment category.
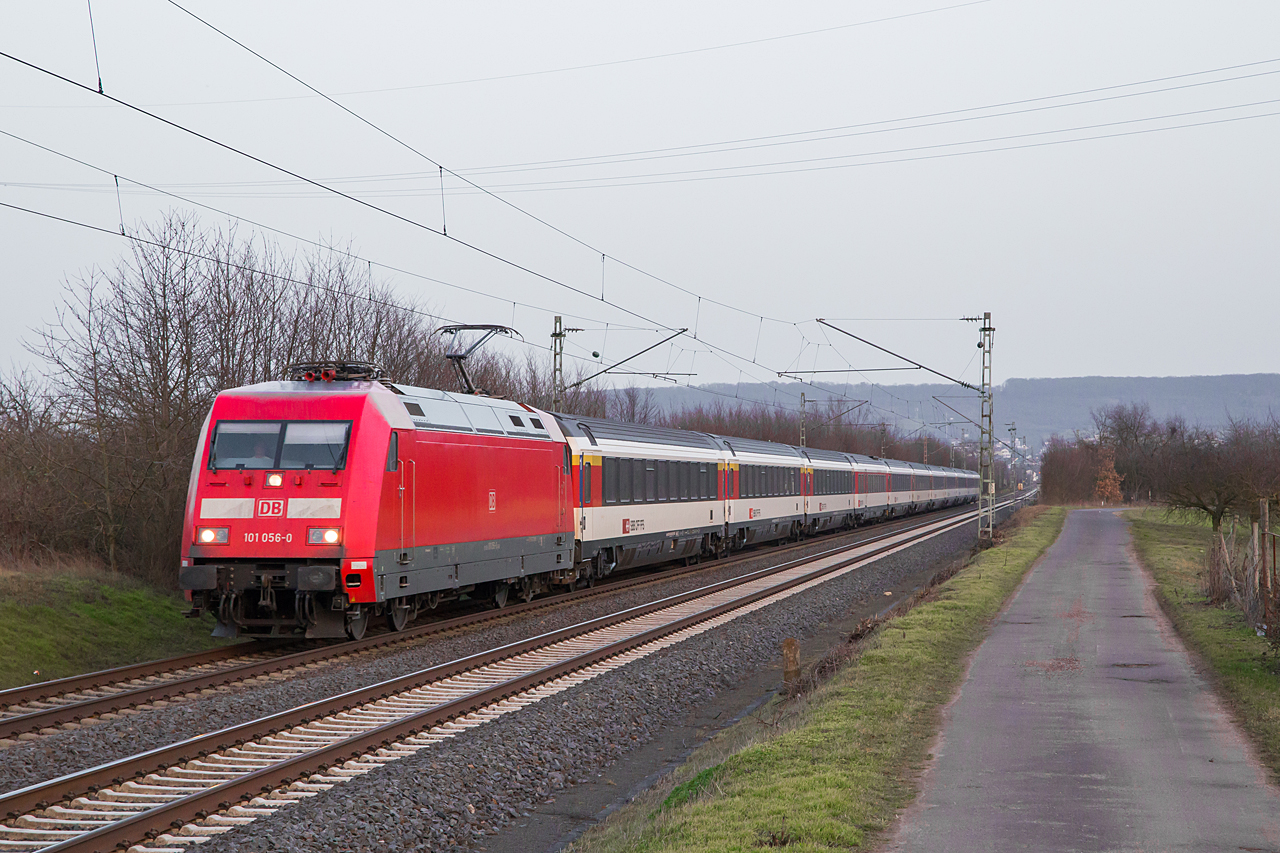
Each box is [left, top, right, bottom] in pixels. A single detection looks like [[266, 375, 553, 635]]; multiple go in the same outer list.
[[0, 566, 230, 690], [570, 505, 1067, 853], [1127, 508, 1280, 776]]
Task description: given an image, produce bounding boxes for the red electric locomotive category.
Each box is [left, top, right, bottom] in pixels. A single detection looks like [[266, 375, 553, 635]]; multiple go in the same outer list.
[[181, 363, 573, 639]]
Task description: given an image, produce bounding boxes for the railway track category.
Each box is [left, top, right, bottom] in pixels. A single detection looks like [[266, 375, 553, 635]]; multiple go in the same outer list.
[[0, 502, 993, 743], [0, 496, 1030, 853]]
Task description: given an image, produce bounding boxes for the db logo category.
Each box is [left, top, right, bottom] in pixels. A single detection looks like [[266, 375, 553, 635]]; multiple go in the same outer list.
[[257, 499, 285, 518], [488, 490, 497, 512]]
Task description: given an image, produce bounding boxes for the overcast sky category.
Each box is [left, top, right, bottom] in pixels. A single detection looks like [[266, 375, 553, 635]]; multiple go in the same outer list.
[[3, 0, 1277, 405]]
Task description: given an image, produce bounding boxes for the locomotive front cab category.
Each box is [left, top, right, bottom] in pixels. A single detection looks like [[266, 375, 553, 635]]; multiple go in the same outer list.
[[180, 378, 400, 639]]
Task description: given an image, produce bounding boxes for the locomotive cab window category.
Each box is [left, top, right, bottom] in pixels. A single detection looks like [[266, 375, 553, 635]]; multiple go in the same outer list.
[[210, 421, 351, 471]]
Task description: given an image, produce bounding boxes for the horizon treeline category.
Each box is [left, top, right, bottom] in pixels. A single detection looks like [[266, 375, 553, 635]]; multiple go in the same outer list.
[[1040, 402, 1280, 529], [0, 213, 979, 585]]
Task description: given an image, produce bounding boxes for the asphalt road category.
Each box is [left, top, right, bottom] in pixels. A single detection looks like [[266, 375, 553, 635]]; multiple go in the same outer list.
[[888, 508, 1280, 853]]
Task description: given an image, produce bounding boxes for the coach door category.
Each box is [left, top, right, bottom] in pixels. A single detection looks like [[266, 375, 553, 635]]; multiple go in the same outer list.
[[392, 430, 414, 564]]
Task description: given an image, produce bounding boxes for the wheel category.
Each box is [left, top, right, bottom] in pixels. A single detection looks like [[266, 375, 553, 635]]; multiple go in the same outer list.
[[492, 582, 510, 609], [345, 605, 370, 640], [386, 600, 411, 632]]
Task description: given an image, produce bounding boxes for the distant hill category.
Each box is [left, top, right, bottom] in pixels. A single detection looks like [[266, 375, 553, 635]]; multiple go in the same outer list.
[[631, 374, 1280, 452]]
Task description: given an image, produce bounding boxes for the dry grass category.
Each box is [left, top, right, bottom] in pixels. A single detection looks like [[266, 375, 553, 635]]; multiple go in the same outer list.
[[0, 559, 234, 690], [1127, 508, 1280, 778]]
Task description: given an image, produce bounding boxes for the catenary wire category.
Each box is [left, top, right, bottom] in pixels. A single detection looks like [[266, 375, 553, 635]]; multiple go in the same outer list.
[[2, 0, 995, 109], [66, 99, 1279, 202], [417, 98, 1280, 192], [160, 1, 804, 332], [21, 53, 1276, 191], [0, 46, 746, 354], [0, 197, 850, 423], [0, 127, 661, 335], [458, 57, 1280, 173]]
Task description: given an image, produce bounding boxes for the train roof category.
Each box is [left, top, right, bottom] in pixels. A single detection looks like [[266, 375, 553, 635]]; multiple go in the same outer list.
[[387, 383, 558, 440], [800, 446, 856, 465], [552, 414, 720, 451], [714, 435, 805, 460]]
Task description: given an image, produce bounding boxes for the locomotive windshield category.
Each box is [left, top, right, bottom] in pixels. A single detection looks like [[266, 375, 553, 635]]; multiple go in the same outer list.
[[210, 421, 351, 471]]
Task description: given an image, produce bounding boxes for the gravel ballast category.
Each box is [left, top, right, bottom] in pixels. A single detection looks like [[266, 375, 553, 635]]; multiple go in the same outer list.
[[187, 514, 1007, 853], [0, 513, 969, 794]]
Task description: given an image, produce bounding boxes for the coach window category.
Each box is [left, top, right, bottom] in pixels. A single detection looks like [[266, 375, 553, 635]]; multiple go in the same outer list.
[[632, 459, 645, 503], [581, 458, 592, 505], [603, 458, 616, 504], [618, 458, 632, 504], [656, 461, 668, 501], [644, 460, 656, 502]]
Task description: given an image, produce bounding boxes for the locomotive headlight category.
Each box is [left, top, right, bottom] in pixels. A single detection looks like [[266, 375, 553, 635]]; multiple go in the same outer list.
[[307, 527, 342, 545], [196, 527, 229, 545], [265, 472, 284, 488]]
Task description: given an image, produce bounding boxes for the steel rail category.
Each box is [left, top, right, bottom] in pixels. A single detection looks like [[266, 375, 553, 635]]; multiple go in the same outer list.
[[27, 505, 999, 853], [0, 503, 1001, 829], [0, 646, 266, 709], [0, 502, 986, 740]]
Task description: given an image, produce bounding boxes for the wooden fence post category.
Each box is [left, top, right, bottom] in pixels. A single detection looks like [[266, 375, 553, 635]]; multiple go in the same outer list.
[[783, 637, 800, 693]]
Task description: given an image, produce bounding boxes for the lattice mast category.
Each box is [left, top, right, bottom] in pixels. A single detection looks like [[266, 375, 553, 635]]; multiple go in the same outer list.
[[979, 312, 995, 539], [551, 316, 565, 411]]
